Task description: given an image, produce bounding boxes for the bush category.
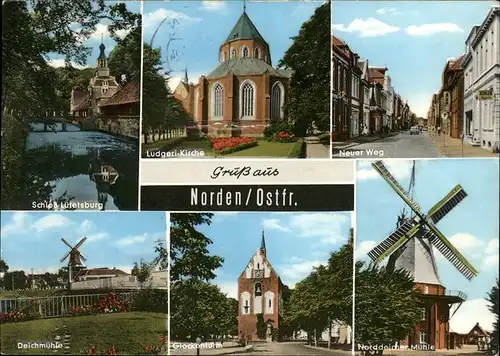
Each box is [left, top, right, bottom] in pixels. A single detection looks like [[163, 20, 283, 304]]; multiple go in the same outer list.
[[131, 289, 168, 313], [218, 141, 258, 155], [264, 121, 294, 138], [317, 132, 330, 143], [287, 139, 306, 158], [94, 293, 129, 314], [270, 131, 297, 143], [209, 137, 257, 153]]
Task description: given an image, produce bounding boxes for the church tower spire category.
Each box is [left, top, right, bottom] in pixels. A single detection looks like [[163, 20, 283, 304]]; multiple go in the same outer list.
[[97, 35, 107, 69], [260, 229, 266, 256], [183, 67, 189, 83]]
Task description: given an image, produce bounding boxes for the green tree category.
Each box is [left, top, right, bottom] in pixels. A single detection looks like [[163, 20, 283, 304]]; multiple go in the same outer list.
[[486, 279, 499, 350], [0, 259, 9, 273], [3, 270, 28, 290], [131, 259, 154, 287], [355, 262, 421, 349], [108, 20, 142, 85], [170, 279, 234, 341], [169, 213, 223, 282], [279, 1, 330, 136]]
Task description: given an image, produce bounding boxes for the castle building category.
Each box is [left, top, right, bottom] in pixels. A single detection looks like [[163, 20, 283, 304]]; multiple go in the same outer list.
[[173, 6, 292, 136], [237, 230, 283, 341], [70, 41, 119, 117]]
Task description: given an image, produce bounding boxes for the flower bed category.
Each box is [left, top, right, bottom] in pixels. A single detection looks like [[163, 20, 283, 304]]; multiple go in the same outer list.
[[0, 311, 28, 324], [94, 293, 129, 314], [272, 131, 297, 143], [209, 137, 258, 155]]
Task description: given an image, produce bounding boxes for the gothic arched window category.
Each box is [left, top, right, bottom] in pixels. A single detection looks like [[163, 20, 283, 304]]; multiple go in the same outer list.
[[240, 81, 255, 118], [212, 83, 224, 119], [254, 47, 260, 59], [271, 82, 284, 120], [241, 46, 249, 58]]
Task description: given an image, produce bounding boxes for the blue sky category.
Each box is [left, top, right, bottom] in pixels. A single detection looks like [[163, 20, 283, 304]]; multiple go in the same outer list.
[[332, 1, 496, 117], [356, 159, 499, 334], [48, 1, 141, 69], [0, 212, 166, 275], [188, 212, 352, 299], [143, 0, 325, 90]]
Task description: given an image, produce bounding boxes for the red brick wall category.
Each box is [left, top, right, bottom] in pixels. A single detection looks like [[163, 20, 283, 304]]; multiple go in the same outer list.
[[237, 269, 281, 341]]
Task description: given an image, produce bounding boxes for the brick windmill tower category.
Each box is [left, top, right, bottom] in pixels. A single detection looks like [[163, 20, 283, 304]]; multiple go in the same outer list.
[[237, 229, 283, 342]]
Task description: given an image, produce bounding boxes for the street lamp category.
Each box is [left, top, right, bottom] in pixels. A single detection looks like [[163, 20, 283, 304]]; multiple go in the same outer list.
[[441, 112, 449, 148], [196, 337, 202, 356]]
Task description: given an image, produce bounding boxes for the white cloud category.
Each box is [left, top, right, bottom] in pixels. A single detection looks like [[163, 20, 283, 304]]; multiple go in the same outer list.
[[1, 212, 30, 236], [216, 280, 238, 299], [32, 214, 71, 232], [450, 299, 495, 334], [357, 160, 414, 181], [143, 8, 201, 29], [88, 23, 129, 41], [405, 23, 463, 36], [357, 240, 377, 259], [116, 233, 149, 247], [86, 232, 109, 243], [376, 8, 400, 16], [202, 1, 227, 12], [47, 58, 88, 70], [262, 218, 291, 233], [332, 18, 400, 37], [167, 71, 205, 92], [278, 260, 325, 287], [289, 213, 351, 245], [449, 233, 484, 251], [482, 239, 499, 270]]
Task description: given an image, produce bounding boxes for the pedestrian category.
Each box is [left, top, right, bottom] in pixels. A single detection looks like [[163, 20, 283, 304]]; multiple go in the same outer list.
[[437, 126, 441, 136]]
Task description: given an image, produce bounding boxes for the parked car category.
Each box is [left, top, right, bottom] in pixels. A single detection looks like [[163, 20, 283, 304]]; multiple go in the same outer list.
[[410, 126, 420, 135]]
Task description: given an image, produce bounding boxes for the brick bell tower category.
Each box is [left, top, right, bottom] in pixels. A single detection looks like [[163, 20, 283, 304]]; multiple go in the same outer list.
[[237, 229, 283, 341]]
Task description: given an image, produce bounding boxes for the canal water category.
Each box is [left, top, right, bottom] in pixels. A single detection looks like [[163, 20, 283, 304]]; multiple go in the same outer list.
[[25, 122, 139, 210]]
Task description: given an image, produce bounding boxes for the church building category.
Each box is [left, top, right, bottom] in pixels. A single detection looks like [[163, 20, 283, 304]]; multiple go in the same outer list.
[[173, 5, 292, 136], [237, 230, 283, 341]]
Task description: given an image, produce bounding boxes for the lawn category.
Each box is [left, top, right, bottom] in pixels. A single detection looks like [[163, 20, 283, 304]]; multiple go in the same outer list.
[[1, 312, 167, 355], [169, 138, 296, 157]]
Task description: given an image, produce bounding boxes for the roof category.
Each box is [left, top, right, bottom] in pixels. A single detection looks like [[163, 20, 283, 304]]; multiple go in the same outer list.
[[369, 67, 385, 85], [388, 231, 443, 286], [332, 35, 352, 60], [450, 55, 465, 71], [207, 58, 292, 79], [99, 80, 139, 107], [74, 267, 129, 279], [226, 11, 266, 43]]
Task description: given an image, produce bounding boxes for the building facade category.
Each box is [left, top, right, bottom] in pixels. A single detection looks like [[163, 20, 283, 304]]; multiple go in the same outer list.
[[462, 5, 500, 152], [173, 9, 291, 137], [332, 35, 352, 140], [238, 231, 283, 341]]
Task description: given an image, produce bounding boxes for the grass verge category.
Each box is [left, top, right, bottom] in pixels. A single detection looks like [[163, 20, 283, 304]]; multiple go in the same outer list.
[[1, 311, 166, 355]]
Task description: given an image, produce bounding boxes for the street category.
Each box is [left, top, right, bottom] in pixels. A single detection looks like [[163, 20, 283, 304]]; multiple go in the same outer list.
[[231, 342, 346, 355], [332, 131, 441, 159]]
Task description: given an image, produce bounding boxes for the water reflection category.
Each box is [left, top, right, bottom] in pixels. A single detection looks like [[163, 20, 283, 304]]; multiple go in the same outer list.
[[24, 122, 138, 210]]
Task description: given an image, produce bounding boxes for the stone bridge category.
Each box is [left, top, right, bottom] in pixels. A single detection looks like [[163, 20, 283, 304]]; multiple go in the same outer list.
[[30, 115, 139, 140]]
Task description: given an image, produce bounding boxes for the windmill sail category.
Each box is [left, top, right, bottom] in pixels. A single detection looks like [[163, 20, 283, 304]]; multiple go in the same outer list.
[[423, 228, 478, 280], [370, 161, 478, 281], [368, 219, 417, 262], [372, 161, 423, 217], [427, 185, 467, 224]]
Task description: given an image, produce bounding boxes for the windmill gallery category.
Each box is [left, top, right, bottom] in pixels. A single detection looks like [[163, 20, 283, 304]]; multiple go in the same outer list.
[[366, 161, 478, 350]]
